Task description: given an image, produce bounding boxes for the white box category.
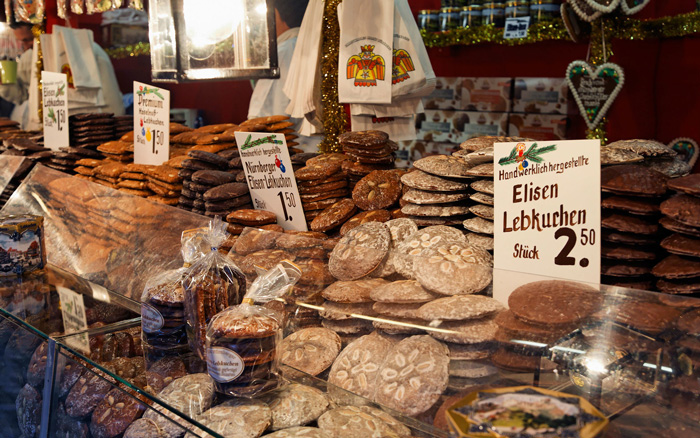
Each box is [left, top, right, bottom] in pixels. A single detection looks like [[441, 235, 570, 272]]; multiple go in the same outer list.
[[417, 110, 508, 144], [508, 113, 568, 140], [512, 77, 572, 115]]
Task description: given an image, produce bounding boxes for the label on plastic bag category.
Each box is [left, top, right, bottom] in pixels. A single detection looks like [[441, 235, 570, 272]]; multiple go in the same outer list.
[[207, 346, 245, 382], [141, 303, 164, 333]]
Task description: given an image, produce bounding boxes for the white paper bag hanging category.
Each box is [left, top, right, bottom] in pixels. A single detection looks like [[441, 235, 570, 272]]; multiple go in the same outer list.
[[351, 114, 417, 141], [392, 0, 435, 99], [337, 0, 393, 104], [54, 26, 101, 89], [351, 98, 423, 118]]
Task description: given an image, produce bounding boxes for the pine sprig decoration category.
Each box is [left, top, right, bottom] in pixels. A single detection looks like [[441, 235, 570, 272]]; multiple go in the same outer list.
[[498, 143, 557, 166]]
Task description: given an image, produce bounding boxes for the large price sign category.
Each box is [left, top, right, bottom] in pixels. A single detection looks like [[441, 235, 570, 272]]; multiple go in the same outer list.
[[234, 132, 307, 231], [41, 71, 69, 151], [134, 81, 170, 165], [493, 139, 601, 304]]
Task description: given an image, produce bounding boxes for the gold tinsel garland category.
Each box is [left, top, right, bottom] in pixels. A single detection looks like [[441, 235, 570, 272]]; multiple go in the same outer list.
[[104, 42, 151, 60], [422, 11, 700, 48], [32, 24, 45, 122], [319, 0, 346, 153]]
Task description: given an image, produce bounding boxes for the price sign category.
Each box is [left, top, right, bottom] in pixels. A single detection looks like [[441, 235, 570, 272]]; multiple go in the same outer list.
[[234, 132, 307, 231], [134, 81, 170, 165], [41, 71, 69, 151], [493, 139, 601, 304], [56, 286, 90, 354], [503, 16, 530, 39]]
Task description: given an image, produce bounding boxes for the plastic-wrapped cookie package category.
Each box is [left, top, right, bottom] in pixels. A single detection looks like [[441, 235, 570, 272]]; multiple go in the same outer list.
[[182, 219, 246, 359], [206, 260, 301, 398]]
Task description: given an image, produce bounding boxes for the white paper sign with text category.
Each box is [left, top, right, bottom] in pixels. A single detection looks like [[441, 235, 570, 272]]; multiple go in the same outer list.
[[234, 132, 308, 231], [41, 71, 69, 151], [493, 139, 601, 304], [134, 81, 170, 165], [56, 286, 90, 353]]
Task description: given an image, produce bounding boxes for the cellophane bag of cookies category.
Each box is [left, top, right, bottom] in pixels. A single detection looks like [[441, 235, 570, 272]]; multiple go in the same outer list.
[[205, 260, 301, 398], [183, 219, 247, 360], [140, 227, 211, 390]]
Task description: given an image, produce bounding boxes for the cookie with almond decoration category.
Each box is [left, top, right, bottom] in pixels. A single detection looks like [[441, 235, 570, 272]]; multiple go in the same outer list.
[[310, 199, 357, 232], [352, 170, 402, 211], [328, 222, 390, 281]]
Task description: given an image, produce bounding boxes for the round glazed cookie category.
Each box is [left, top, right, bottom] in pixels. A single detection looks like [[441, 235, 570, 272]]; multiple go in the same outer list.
[[606, 139, 676, 158], [123, 418, 168, 438], [661, 194, 700, 228], [321, 318, 374, 335], [374, 335, 450, 416], [269, 384, 330, 430], [321, 278, 387, 303], [402, 188, 469, 205], [264, 427, 332, 437], [372, 302, 423, 319], [469, 204, 494, 220], [310, 199, 357, 232], [352, 170, 402, 211], [508, 280, 602, 326], [600, 147, 644, 165], [340, 210, 391, 236], [614, 300, 682, 334], [677, 309, 700, 335], [185, 401, 271, 438], [668, 173, 700, 196], [320, 301, 377, 320], [90, 389, 146, 438], [400, 170, 469, 192], [370, 279, 438, 304], [465, 233, 494, 251], [401, 203, 471, 217], [601, 195, 660, 215], [318, 406, 400, 438], [448, 360, 498, 378], [372, 317, 426, 335], [327, 332, 398, 400], [416, 296, 503, 321], [155, 373, 215, 418], [602, 213, 659, 235], [601, 164, 668, 197], [413, 155, 473, 178], [227, 209, 278, 226], [659, 217, 700, 238], [660, 233, 700, 258], [338, 130, 389, 147], [328, 222, 390, 281], [463, 217, 494, 235], [429, 317, 499, 345], [394, 225, 466, 278], [279, 328, 341, 376], [465, 163, 494, 178], [414, 242, 493, 295], [652, 255, 700, 279]]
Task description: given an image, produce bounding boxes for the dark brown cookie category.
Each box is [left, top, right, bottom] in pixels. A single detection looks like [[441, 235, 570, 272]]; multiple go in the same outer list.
[[203, 182, 249, 201], [508, 280, 602, 326], [657, 278, 700, 295], [65, 373, 115, 418], [661, 194, 700, 228], [204, 195, 252, 212], [601, 262, 652, 277], [187, 149, 231, 167], [601, 231, 658, 246], [614, 300, 682, 334], [602, 213, 659, 235], [298, 180, 348, 194], [191, 170, 237, 186], [90, 389, 146, 438], [601, 245, 657, 261], [677, 309, 700, 335], [652, 255, 700, 280], [668, 173, 700, 196], [660, 233, 700, 258], [601, 164, 668, 197], [338, 130, 389, 148], [310, 199, 357, 232], [659, 217, 700, 238], [601, 195, 660, 215], [345, 152, 395, 164], [16, 384, 42, 438], [295, 162, 343, 181], [232, 228, 279, 255], [300, 188, 350, 202], [339, 209, 391, 236], [227, 209, 277, 226], [352, 170, 402, 210], [341, 159, 393, 176]]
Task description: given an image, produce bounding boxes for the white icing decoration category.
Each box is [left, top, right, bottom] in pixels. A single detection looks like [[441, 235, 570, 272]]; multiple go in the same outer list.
[[620, 0, 650, 15], [582, 0, 621, 14], [566, 60, 625, 131], [569, 0, 603, 22]]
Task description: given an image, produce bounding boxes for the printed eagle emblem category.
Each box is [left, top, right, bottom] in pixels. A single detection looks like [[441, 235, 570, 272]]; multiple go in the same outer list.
[[392, 49, 415, 84], [347, 45, 385, 87]]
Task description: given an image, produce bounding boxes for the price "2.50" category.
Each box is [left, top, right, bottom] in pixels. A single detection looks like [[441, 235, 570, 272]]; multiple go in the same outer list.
[[554, 227, 596, 267]]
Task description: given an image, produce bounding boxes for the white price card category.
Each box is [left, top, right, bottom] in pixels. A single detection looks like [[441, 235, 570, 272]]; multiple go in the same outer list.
[[493, 139, 601, 304], [234, 132, 308, 231], [56, 286, 90, 354], [41, 71, 69, 151], [503, 16, 530, 39], [134, 81, 170, 165]]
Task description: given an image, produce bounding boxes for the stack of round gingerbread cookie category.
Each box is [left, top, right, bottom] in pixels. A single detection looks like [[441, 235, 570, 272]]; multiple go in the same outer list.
[[295, 154, 351, 223], [400, 155, 472, 228], [653, 174, 700, 296], [338, 130, 397, 188], [605, 139, 691, 178], [494, 280, 602, 373], [601, 164, 669, 291]]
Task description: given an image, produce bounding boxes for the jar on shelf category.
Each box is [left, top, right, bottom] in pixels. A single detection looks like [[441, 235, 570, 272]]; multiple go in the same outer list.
[[418, 9, 441, 32], [530, 0, 562, 23], [440, 7, 462, 31], [482, 1, 506, 27], [460, 2, 483, 27], [505, 0, 530, 18]]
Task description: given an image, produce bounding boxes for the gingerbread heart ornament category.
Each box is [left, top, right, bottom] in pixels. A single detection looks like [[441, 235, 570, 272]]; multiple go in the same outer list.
[[566, 60, 625, 130], [569, 0, 603, 22], [620, 0, 651, 15], [668, 137, 699, 168], [582, 0, 621, 13]]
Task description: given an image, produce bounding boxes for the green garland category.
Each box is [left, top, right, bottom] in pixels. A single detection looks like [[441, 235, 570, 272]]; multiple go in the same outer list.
[[422, 11, 700, 48], [104, 42, 150, 59]]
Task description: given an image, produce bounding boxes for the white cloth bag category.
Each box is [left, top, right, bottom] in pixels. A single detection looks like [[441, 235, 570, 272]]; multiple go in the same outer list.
[[337, 0, 393, 104]]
